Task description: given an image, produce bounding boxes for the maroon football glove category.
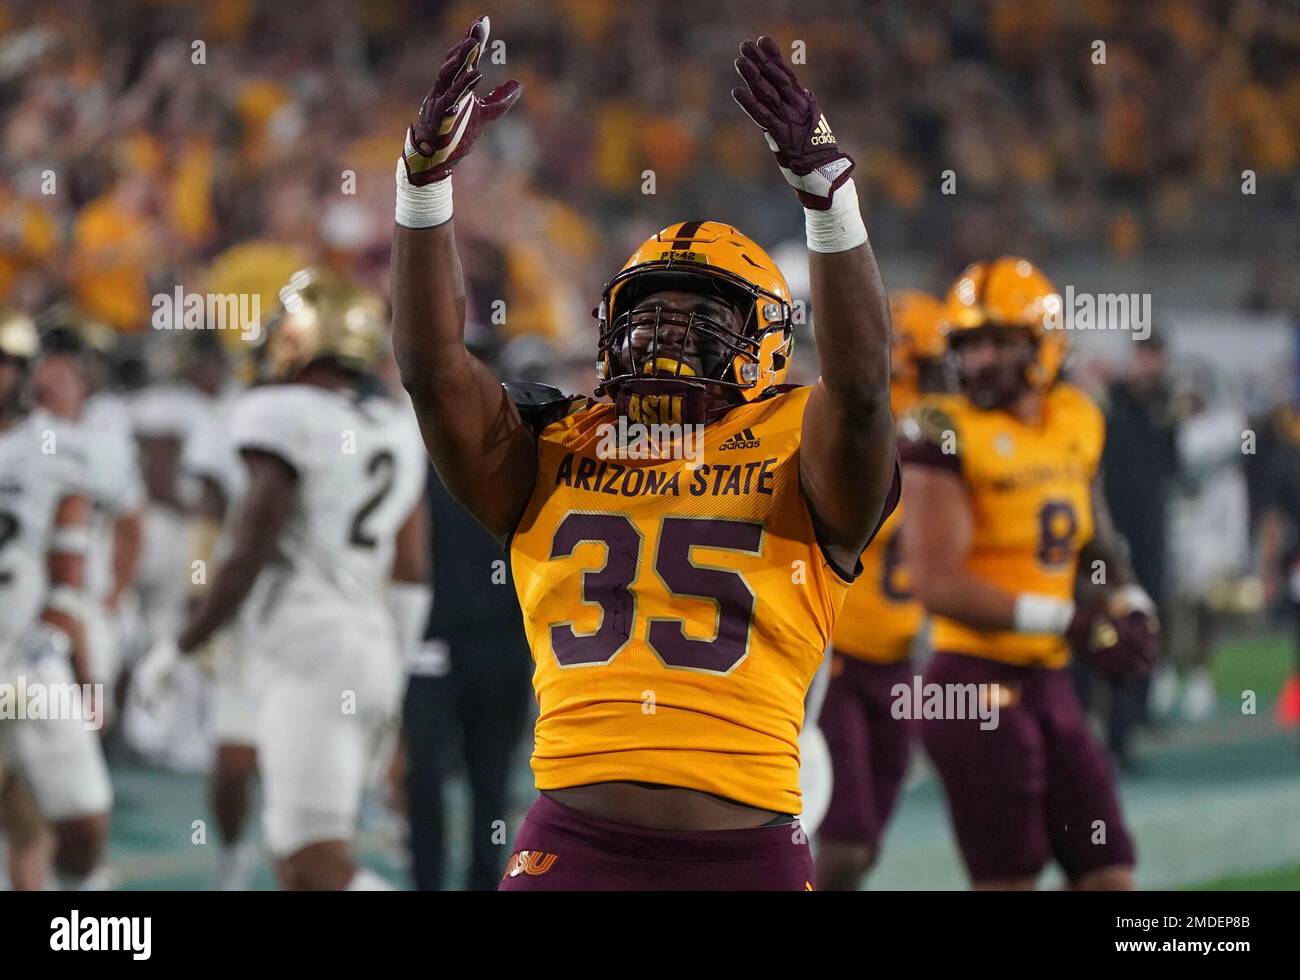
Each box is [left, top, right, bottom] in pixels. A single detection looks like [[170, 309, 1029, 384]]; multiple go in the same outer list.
[[403, 15, 522, 186], [730, 35, 855, 209], [1096, 609, 1161, 679], [1068, 600, 1160, 680]]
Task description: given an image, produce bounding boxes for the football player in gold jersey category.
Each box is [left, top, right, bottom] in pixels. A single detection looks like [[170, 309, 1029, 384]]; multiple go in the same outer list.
[[392, 18, 898, 889], [899, 258, 1159, 890], [815, 291, 950, 890]]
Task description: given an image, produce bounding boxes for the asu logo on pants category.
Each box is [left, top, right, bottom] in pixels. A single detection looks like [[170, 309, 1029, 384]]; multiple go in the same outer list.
[[503, 850, 559, 879]]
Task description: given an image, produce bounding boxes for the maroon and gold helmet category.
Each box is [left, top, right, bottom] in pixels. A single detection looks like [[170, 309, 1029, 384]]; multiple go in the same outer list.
[[889, 290, 950, 416], [942, 257, 1066, 408], [944, 257, 1066, 388], [595, 220, 794, 413]]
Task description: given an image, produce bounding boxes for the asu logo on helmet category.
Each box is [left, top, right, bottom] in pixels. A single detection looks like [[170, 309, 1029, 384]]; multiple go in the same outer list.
[[943, 257, 1065, 409], [595, 220, 794, 423], [256, 268, 387, 382]]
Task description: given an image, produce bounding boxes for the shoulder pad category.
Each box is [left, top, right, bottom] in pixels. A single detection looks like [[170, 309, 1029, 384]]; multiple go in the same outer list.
[[900, 401, 959, 447], [1051, 382, 1104, 427], [502, 381, 585, 431], [503, 380, 568, 408], [759, 383, 804, 399]]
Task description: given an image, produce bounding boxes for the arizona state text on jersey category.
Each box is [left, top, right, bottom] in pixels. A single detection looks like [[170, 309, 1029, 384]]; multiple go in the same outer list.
[[510, 386, 860, 815]]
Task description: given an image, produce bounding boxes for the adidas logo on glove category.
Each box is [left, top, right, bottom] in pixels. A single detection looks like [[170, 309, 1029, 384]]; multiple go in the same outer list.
[[809, 114, 837, 146]]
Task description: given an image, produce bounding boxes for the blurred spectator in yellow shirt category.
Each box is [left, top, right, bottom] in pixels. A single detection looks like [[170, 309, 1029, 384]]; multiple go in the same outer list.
[[70, 165, 162, 332], [0, 179, 58, 305]]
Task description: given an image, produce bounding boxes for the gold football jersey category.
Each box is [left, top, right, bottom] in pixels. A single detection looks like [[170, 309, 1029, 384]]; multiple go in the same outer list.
[[510, 386, 855, 814], [903, 382, 1105, 668], [830, 504, 922, 664]]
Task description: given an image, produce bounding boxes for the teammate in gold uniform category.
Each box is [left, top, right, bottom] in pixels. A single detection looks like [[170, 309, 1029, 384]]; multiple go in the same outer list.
[[392, 19, 898, 889], [900, 258, 1159, 890], [815, 291, 950, 890]]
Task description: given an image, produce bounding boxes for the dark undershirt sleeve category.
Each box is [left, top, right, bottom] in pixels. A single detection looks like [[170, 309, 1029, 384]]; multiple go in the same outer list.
[[897, 435, 961, 473]]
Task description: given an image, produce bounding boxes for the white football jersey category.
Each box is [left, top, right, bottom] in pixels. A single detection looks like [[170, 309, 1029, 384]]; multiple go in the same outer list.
[[0, 414, 89, 663], [81, 392, 144, 516], [53, 395, 145, 602], [131, 382, 213, 441], [182, 382, 273, 662], [229, 384, 427, 645], [184, 390, 247, 509]]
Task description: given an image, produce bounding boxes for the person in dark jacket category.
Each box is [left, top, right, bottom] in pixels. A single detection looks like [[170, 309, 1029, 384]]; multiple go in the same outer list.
[[1088, 329, 1178, 766], [399, 467, 533, 890]]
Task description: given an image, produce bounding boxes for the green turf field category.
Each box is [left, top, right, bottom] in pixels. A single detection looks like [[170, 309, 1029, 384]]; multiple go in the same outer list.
[[8, 631, 1297, 891], [1188, 865, 1300, 890], [1210, 630, 1296, 703]]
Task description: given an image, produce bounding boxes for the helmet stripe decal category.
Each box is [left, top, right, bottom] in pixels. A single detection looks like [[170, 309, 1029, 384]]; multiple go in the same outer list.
[[975, 258, 992, 314], [671, 220, 706, 251]]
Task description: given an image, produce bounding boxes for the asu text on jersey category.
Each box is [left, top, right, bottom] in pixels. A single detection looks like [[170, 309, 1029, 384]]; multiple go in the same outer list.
[[902, 383, 1104, 668], [510, 386, 851, 815]]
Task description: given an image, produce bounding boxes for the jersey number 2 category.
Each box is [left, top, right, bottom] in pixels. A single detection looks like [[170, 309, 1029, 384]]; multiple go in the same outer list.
[[548, 513, 762, 674], [0, 511, 18, 586], [349, 451, 396, 549]]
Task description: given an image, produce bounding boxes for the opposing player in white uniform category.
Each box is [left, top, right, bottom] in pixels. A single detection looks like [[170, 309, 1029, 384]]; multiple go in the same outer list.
[[139, 270, 430, 891], [0, 309, 113, 890], [32, 316, 144, 715], [182, 373, 270, 889]]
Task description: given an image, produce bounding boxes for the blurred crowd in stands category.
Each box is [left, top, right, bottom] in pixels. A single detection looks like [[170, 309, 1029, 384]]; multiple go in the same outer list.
[[2, 0, 1298, 365]]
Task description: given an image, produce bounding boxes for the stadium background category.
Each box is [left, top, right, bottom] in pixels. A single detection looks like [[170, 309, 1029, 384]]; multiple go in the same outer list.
[[1, 0, 1298, 889]]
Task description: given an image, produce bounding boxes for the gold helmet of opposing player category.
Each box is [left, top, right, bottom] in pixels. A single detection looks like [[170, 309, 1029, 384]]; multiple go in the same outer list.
[[595, 220, 793, 420], [258, 268, 387, 382], [889, 290, 950, 416], [0, 307, 38, 416], [36, 303, 117, 355], [943, 257, 1066, 407], [0, 308, 39, 362]]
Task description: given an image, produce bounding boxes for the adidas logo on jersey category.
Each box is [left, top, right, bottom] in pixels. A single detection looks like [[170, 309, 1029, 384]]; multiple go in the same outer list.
[[719, 427, 761, 451], [809, 114, 837, 146]]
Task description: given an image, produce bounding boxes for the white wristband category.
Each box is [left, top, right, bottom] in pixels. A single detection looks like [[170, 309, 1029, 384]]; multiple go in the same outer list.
[[395, 160, 453, 229], [45, 585, 86, 620], [1110, 583, 1157, 618], [387, 581, 433, 660], [1012, 593, 1076, 635], [804, 178, 868, 253], [50, 524, 90, 555]]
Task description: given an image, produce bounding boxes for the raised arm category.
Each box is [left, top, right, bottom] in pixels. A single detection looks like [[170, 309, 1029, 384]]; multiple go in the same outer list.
[[391, 15, 532, 541], [732, 36, 896, 574]]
